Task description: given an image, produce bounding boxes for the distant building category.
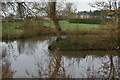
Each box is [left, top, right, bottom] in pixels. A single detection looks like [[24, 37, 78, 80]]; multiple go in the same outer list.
[[77, 11, 92, 19], [76, 10, 110, 19]]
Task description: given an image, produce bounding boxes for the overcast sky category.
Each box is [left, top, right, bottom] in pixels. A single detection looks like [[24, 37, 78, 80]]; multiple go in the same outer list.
[[68, 0, 97, 11], [75, 2, 97, 11]]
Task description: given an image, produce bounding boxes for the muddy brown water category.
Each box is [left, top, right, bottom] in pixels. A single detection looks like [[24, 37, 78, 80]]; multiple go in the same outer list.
[[1, 36, 119, 78]]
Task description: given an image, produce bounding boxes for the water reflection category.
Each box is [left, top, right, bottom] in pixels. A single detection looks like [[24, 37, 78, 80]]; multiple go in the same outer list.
[[1, 37, 119, 78]]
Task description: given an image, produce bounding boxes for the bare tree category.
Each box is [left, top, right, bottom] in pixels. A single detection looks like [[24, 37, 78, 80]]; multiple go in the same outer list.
[[1, 2, 36, 19], [1, 2, 16, 17], [89, 0, 119, 10], [32, 1, 76, 34], [29, 2, 62, 34], [1, 1, 76, 34]]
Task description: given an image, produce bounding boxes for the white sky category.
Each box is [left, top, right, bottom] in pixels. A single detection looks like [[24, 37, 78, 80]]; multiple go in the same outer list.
[[75, 2, 98, 11], [68, 0, 98, 11]]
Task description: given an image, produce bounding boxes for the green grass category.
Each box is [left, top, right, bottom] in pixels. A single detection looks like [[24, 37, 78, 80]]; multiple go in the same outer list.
[[1, 22, 23, 39], [1, 21, 107, 32], [2, 22, 21, 29], [1, 22, 22, 32], [43, 21, 107, 31], [1, 21, 53, 40]]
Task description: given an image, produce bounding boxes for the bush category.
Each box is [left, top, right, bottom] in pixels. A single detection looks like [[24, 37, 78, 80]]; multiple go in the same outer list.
[[68, 19, 102, 24], [20, 20, 53, 37]]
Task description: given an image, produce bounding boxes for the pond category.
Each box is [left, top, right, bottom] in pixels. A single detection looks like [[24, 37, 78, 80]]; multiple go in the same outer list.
[[1, 36, 119, 78]]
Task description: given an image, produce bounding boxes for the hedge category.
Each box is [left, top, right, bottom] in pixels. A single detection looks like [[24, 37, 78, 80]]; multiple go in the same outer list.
[[68, 19, 102, 24]]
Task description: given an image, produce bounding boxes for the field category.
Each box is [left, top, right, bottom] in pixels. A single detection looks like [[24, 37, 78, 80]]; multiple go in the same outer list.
[[43, 21, 107, 31], [1, 21, 107, 32]]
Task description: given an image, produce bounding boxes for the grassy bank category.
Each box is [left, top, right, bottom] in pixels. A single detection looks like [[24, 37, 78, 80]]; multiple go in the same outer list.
[[48, 35, 118, 51], [2, 22, 23, 39], [1, 21, 53, 40], [1, 20, 116, 40]]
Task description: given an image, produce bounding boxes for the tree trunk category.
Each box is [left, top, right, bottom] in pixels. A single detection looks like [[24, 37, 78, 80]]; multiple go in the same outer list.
[[49, 0, 61, 35]]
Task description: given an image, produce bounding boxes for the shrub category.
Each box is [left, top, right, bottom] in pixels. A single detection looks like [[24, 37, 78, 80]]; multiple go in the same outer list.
[[20, 20, 53, 38]]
